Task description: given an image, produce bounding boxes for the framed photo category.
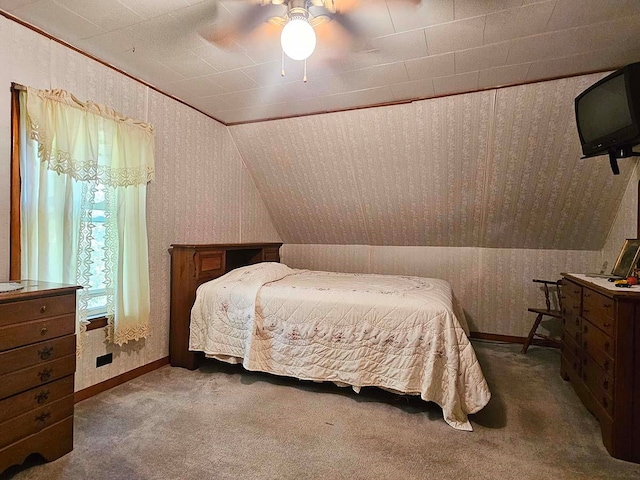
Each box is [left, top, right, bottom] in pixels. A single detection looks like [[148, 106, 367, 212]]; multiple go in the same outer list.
[[611, 239, 640, 277]]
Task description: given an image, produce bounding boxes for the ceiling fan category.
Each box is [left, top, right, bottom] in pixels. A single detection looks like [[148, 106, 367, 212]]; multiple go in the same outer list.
[[203, 0, 420, 80]]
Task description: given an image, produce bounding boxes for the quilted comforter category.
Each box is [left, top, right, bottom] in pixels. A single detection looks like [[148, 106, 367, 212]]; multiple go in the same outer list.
[[189, 262, 491, 430]]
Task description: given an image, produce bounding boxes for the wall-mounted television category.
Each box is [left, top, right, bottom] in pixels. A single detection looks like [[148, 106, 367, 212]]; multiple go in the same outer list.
[[575, 61, 640, 174]]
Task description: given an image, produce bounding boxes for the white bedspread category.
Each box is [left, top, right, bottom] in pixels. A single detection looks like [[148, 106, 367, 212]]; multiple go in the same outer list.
[[189, 263, 491, 430]]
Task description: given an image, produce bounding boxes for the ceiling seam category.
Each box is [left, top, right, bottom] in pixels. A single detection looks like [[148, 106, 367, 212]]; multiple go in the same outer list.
[[338, 114, 372, 246], [478, 88, 498, 249]]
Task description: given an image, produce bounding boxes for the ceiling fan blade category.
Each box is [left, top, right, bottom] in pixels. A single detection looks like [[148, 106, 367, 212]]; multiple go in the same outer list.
[[201, 3, 286, 47], [313, 20, 355, 55], [331, 0, 421, 12], [330, 11, 365, 38]]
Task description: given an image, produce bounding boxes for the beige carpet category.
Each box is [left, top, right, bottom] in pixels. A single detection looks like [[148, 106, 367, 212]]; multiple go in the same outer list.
[[2, 341, 640, 480]]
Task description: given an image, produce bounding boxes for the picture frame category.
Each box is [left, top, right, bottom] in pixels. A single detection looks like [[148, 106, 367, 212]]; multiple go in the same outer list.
[[611, 238, 640, 278]]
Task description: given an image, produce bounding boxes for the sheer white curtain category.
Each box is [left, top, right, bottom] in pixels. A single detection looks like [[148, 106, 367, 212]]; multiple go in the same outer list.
[[20, 87, 155, 347]]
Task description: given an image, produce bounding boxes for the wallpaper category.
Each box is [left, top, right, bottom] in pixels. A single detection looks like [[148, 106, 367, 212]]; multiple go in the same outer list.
[[600, 163, 640, 273], [230, 73, 634, 250], [0, 16, 281, 391], [282, 244, 602, 337], [483, 74, 631, 249]]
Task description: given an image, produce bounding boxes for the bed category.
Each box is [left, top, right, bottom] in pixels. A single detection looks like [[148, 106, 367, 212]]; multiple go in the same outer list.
[[169, 243, 491, 431]]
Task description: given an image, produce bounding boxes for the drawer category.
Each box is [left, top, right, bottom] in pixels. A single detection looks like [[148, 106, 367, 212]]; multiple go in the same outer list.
[[194, 250, 225, 279], [0, 335, 76, 376], [0, 293, 75, 328], [0, 315, 75, 352], [0, 395, 73, 449], [561, 349, 581, 381], [582, 321, 615, 369], [560, 280, 581, 302], [0, 416, 73, 473], [263, 247, 280, 262], [562, 314, 581, 345], [562, 332, 582, 363], [0, 375, 74, 424], [582, 290, 615, 336], [0, 354, 76, 400], [562, 293, 581, 317], [582, 355, 614, 419]]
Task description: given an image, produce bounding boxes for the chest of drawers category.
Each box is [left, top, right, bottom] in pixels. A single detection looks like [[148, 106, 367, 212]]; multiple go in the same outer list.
[[0, 282, 80, 474], [561, 274, 640, 463]]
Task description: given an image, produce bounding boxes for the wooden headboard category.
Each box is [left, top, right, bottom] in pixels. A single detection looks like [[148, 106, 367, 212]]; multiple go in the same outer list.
[[169, 242, 282, 369]]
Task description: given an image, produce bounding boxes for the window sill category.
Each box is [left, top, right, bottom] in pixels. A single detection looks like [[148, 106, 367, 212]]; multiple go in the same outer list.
[[86, 316, 108, 331]]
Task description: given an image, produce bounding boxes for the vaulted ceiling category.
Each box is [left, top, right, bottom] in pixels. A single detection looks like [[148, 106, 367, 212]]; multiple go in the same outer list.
[[2, 0, 640, 125]]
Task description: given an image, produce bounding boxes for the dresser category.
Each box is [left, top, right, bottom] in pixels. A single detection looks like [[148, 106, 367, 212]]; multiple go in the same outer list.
[[0, 282, 80, 474], [560, 273, 640, 463]]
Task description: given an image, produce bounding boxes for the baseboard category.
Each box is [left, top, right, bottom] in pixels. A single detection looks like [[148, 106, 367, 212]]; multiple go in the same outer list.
[[469, 331, 560, 348], [74, 356, 169, 403]]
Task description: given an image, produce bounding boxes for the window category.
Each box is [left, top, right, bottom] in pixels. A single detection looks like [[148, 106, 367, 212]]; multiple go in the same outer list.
[[87, 183, 107, 319], [11, 85, 155, 346]]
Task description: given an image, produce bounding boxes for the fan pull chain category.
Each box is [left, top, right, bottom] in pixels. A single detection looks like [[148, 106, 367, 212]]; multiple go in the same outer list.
[[281, 50, 285, 77], [303, 59, 307, 83]]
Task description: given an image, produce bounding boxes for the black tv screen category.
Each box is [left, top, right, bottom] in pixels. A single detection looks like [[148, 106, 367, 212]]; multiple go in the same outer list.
[[575, 62, 640, 158], [577, 74, 632, 144]]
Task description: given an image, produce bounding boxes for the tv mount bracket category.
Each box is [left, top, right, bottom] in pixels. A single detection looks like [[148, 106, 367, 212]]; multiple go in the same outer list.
[[582, 146, 640, 175]]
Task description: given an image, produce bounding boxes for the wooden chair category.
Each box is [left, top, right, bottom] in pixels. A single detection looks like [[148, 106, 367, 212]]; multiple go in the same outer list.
[[521, 279, 563, 354]]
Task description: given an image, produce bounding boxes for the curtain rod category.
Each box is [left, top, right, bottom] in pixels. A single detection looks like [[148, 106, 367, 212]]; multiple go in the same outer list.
[[12, 83, 26, 92]]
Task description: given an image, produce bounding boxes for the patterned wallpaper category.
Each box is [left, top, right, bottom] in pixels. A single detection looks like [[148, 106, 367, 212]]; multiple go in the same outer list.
[[282, 244, 602, 337], [600, 164, 640, 272], [231, 73, 634, 250], [0, 16, 281, 391]]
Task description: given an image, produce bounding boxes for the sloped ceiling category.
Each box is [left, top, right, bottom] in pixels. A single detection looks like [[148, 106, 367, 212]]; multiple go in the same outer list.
[[230, 72, 636, 249], [2, 1, 640, 124]]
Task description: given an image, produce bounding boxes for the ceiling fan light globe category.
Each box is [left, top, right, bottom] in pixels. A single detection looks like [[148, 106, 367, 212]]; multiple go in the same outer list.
[[281, 18, 316, 61]]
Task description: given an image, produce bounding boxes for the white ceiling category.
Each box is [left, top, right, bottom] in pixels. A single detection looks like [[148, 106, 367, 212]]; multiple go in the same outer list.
[[1, 0, 640, 125]]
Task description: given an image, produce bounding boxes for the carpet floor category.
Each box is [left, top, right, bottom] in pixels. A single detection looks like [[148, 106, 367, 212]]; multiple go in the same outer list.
[[2, 341, 640, 480]]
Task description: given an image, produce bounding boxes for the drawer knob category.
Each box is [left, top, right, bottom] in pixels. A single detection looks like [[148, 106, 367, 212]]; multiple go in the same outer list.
[[604, 360, 610, 371], [603, 397, 608, 408], [583, 325, 588, 333], [34, 390, 50, 404], [38, 346, 53, 360], [38, 368, 53, 382], [575, 318, 580, 326], [603, 303, 612, 309], [603, 322, 611, 328], [603, 379, 609, 390], [604, 341, 610, 351], [40, 325, 48, 336], [35, 411, 51, 423], [40, 305, 47, 313], [583, 308, 590, 314]]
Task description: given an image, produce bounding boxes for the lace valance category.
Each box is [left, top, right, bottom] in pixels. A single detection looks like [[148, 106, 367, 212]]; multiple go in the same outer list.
[[25, 87, 155, 187]]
